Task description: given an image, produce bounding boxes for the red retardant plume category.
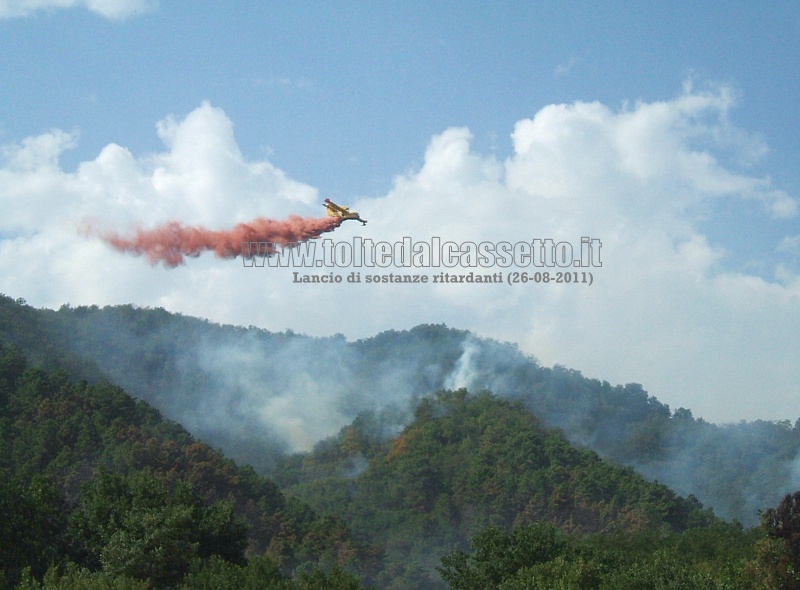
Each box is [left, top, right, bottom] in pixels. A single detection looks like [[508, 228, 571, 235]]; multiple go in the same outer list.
[[95, 215, 344, 267]]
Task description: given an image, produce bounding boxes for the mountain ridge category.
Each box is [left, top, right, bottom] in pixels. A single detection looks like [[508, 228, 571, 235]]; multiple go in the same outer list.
[[1, 293, 798, 525]]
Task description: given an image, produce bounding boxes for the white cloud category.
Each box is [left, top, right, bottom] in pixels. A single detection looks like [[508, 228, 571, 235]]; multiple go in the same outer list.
[[777, 235, 800, 256], [144, 101, 318, 225], [0, 0, 156, 20], [0, 88, 798, 425]]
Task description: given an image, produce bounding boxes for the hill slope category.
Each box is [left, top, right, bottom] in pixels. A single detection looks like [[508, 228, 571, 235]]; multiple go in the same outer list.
[[0, 294, 798, 524], [275, 390, 716, 588], [0, 342, 374, 587], [0, 300, 788, 589]]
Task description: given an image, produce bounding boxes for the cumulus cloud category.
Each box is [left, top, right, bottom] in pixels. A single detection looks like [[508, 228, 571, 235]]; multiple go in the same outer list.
[[0, 0, 156, 20], [0, 87, 798, 424]]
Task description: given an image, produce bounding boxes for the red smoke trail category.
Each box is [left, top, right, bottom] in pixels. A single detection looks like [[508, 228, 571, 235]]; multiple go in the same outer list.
[[94, 215, 344, 267]]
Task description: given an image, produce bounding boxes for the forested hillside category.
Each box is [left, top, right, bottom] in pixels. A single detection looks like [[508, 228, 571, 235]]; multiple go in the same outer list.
[[0, 295, 797, 526], [3, 302, 800, 588], [0, 342, 372, 588], [275, 390, 725, 587]]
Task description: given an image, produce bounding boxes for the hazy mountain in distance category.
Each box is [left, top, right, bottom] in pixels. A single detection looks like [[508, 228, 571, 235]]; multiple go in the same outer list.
[[1, 293, 798, 525]]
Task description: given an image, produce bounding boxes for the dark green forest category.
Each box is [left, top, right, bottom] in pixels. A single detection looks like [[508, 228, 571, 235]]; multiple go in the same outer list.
[[1, 295, 800, 588], [0, 342, 373, 588], [0, 295, 797, 526]]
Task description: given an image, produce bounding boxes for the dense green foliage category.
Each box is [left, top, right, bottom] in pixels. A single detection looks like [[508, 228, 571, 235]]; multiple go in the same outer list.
[[757, 490, 800, 589], [276, 390, 720, 587], [438, 520, 763, 589], [3, 295, 800, 588], [0, 343, 370, 589], [0, 295, 797, 526]]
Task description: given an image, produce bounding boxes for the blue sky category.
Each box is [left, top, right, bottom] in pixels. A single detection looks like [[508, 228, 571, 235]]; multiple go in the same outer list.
[[4, 2, 798, 201], [1, 1, 799, 427]]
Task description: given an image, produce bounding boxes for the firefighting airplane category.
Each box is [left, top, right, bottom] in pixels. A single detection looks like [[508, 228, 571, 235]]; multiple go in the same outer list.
[[323, 198, 367, 225]]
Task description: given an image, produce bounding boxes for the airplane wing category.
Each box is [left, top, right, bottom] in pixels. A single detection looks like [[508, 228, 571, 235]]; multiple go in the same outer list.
[[324, 199, 365, 224]]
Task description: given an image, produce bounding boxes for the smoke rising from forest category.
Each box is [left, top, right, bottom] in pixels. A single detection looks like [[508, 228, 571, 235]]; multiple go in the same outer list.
[[53, 304, 800, 526]]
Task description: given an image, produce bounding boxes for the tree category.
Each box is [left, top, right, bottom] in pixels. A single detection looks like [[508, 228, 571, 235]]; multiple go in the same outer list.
[[759, 490, 800, 589], [0, 476, 67, 585], [177, 555, 291, 590], [67, 470, 248, 587], [437, 523, 568, 590]]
